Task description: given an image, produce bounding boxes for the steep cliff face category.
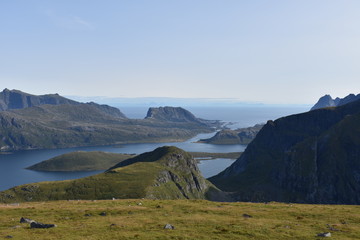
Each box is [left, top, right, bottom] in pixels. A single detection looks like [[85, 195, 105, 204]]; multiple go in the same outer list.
[[0, 147, 221, 203], [210, 99, 360, 204], [0, 89, 78, 110], [146, 107, 199, 122], [0, 89, 127, 118]]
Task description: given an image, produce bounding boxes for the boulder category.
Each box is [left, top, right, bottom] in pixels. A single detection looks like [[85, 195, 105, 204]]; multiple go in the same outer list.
[[317, 232, 331, 237], [164, 224, 175, 230], [30, 221, 57, 229], [20, 217, 34, 223]]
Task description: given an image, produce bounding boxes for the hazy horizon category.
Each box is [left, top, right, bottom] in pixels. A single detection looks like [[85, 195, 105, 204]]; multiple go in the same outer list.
[[2, 1, 360, 104]]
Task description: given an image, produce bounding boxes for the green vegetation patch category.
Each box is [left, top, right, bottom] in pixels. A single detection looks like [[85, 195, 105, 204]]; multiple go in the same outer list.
[[27, 151, 136, 171], [1, 199, 360, 239]]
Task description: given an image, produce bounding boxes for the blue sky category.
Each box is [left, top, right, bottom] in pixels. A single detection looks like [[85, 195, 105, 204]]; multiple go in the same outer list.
[[1, 1, 360, 104]]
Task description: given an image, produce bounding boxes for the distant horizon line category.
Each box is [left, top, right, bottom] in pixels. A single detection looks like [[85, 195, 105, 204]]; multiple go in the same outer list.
[[66, 95, 313, 107]]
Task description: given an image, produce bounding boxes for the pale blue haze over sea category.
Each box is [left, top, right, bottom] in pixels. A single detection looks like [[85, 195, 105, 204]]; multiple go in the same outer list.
[[0, 106, 310, 191]]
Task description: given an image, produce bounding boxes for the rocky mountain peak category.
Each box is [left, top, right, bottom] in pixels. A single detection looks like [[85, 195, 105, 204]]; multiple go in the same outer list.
[[311, 93, 360, 110]]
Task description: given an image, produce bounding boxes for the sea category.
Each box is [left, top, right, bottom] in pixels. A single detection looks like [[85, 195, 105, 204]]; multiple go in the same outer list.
[[0, 105, 310, 191]]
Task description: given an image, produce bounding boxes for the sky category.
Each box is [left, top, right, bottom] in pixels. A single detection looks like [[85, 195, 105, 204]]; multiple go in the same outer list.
[[1, 0, 360, 104]]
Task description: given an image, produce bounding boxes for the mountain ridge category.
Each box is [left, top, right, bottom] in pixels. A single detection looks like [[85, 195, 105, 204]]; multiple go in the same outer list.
[[0, 88, 127, 118], [311, 93, 360, 110]]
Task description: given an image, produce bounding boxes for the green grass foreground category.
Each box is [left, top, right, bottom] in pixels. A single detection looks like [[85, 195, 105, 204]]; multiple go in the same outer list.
[[1, 199, 359, 240]]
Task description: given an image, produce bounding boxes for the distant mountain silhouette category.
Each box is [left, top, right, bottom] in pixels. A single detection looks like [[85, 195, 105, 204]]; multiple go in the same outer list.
[[311, 93, 360, 110]]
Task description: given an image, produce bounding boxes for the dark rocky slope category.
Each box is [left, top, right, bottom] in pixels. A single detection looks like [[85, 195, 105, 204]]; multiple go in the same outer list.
[[210, 99, 360, 204], [0, 146, 222, 202]]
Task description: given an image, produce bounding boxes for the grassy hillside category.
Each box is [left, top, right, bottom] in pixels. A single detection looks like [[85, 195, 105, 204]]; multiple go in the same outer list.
[[1, 199, 360, 239], [27, 151, 136, 171], [0, 147, 220, 202]]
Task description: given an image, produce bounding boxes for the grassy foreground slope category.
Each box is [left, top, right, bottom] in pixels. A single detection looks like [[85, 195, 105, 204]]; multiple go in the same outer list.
[[1, 199, 360, 240]]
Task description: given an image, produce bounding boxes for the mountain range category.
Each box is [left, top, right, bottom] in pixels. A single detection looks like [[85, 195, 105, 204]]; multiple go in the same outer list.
[[0, 89, 220, 151]]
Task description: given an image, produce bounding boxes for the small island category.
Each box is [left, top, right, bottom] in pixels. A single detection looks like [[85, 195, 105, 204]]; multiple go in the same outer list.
[[27, 151, 136, 171], [27, 151, 242, 172]]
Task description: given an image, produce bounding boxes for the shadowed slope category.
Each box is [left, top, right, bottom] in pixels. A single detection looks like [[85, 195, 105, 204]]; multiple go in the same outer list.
[[210, 99, 360, 204]]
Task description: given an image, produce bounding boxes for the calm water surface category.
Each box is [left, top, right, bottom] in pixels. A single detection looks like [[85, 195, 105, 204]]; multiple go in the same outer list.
[[0, 106, 310, 191], [198, 158, 236, 178]]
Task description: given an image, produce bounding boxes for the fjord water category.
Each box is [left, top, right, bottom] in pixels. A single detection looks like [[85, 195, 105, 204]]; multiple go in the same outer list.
[[0, 105, 310, 191], [0, 133, 244, 191]]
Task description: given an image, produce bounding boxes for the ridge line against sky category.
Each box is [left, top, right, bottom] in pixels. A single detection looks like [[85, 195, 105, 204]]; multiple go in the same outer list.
[[1, 0, 360, 104]]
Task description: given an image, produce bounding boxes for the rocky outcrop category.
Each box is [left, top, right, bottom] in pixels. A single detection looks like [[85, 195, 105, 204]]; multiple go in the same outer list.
[[0, 147, 223, 203], [146, 107, 199, 122], [210, 98, 360, 204], [145, 106, 220, 128], [311, 93, 360, 110], [20, 217, 57, 228], [108, 146, 219, 200]]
